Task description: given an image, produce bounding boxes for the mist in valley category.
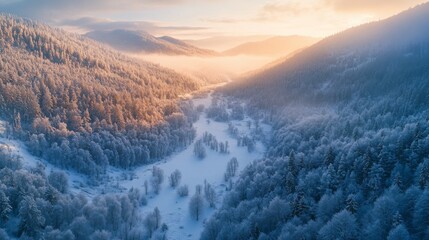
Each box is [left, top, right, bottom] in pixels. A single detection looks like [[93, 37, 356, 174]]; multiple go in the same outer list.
[[131, 54, 277, 84]]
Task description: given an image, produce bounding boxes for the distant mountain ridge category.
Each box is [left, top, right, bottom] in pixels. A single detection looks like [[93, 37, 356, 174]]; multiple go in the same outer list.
[[86, 29, 218, 56], [184, 35, 275, 52], [222, 36, 320, 57]]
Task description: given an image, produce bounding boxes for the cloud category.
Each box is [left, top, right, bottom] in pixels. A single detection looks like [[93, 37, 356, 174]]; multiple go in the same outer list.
[[262, 2, 309, 15], [61, 17, 208, 35], [326, 0, 427, 15], [0, 0, 188, 20], [201, 18, 243, 24], [202, 1, 315, 24]]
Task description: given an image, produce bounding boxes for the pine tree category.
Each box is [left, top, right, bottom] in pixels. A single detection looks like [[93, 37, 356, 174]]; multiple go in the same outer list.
[[323, 164, 339, 191], [44, 185, 59, 204], [251, 223, 260, 239], [0, 190, 12, 223], [345, 194, 358, 214], [367, 163, 384, 197], [413, 189, 429, 236], [324, 147, 335, 166], [362, 148, 374, 180], [387, 224, 410, 240], [289, 150, 298, 177], [41, 85, 53, 116], [318, 210, 358, 240], [292, 192, 307, 217], [418, 159, 429, 189], [18, 196, 45, 237], [285, 172, 296, 193], [393, 174, 404, 190]]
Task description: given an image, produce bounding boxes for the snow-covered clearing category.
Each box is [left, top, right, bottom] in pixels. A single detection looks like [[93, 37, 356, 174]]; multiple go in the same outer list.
[[110, 91, 270, 239], [0, 91, 271, 239]]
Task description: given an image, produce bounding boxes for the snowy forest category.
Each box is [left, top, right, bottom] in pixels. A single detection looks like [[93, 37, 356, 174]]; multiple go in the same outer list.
[[0, 146, 172, 239], [1, 1, 429, 240], [202, 4, 429, 240], [0, 15, 201, 177]]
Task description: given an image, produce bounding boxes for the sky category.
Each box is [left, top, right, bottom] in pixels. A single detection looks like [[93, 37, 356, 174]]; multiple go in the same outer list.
[[0, 0, 427, 39]]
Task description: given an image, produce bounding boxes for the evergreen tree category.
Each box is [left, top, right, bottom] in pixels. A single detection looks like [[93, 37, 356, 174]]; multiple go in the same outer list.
[[318, 210, 358, 240], [387, 224, 410, 240], [288, 150, 298, 177], [345, 194, 358, 214], [418, 159, 429, 189], [0, 190, 11, 223], [367, 163, 384, 197], [292, 192, 307, 217], [18, 196, 45, 237], [413, 189, 429, 237], [324, 147, 335, 166], [285, 172, 296, 193]]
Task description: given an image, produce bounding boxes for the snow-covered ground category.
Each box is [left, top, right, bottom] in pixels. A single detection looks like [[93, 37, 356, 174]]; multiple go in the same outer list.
[[109, 92, 270, 239], [0, 91, 270, 239], [0, 121, 92, 196]]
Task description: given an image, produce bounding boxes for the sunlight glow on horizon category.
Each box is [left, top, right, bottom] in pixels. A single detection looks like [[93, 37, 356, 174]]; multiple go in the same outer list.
[[0, 0, 427, 39]]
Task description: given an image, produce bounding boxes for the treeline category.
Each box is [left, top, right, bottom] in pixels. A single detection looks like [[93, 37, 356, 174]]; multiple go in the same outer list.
[[206, 96, 244, 122], [0, 147, 168, 239], [0, 15, 200, 176]]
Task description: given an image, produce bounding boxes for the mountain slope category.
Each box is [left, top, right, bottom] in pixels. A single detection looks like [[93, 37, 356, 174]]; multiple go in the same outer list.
[[226, 2, 429, 108], [222, 36, 319, 57], [86, 29, 217, 56], [203, 3, 429, 240], [0, 14, 199, 176]]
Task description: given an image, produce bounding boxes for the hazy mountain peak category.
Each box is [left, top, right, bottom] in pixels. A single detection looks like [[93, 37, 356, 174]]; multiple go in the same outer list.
[[85, 29, 217, 56], [222, 35, 320, 57]]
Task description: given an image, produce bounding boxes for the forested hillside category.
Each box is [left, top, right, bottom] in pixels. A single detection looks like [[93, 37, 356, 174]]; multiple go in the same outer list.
[[203, 3, 429, 240], [225, 2, 429, 108], [0, 144, 163, 239], [0, 14, 200, 177]]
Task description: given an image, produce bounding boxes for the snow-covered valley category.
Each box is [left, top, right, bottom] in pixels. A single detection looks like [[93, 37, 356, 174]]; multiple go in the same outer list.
[[117, 92, 270, 239], [0, 91, 271, 240]]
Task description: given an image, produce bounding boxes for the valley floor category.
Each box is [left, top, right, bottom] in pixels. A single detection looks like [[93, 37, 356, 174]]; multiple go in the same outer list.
[[0, 91, 271, 240], [110, 91, 270, 239]]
